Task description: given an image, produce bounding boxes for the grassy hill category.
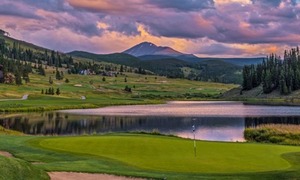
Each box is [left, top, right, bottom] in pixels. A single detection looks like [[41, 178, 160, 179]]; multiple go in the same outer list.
[[0, 33, 238, 112], [68, 51, 243, 84], [0, 69, 237, 112], [195, 60, 242, 83], [68, 51, 140, 66], [222, 85, 300, 105]]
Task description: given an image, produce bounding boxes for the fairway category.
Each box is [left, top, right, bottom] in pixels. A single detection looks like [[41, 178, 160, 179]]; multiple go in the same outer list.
[[37, 134, 300, 173], [0, 72, 237, 112]]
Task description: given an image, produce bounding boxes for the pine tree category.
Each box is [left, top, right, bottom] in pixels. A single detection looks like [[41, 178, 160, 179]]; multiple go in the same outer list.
[[38, 64, 45, 76], [56, 88, 60, 95], [49, 76, 53, 84], [120, 65, 124, 73], [15, 68, 22, 85], [55, 68, 61, 80]]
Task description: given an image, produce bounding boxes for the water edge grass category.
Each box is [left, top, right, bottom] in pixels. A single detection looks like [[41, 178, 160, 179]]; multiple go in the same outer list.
[[245, 124, 300, 145]]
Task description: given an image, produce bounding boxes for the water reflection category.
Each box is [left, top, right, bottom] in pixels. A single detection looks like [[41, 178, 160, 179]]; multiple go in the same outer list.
[[1, 112, 300, 142]]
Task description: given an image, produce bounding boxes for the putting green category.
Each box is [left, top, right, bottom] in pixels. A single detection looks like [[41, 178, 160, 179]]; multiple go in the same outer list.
[[37, 134, 300, 173]]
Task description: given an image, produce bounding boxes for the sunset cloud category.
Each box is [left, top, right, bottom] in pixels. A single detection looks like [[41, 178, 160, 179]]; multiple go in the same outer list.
[[0, 0, 299, 57]]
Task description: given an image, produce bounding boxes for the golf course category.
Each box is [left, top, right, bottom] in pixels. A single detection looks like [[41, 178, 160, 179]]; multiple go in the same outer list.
[[1, 12, 300, 179], [0, 71, 300, 179], [0, 133, 300, 179], [0, 71, 236, 112]]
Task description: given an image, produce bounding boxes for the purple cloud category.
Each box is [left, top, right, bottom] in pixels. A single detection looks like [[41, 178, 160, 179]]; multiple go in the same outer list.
[[0, 0, 299, 56], [197, 44, 244, 55], [146, 0, 214, 11], [13, 0, 71, 12], [0, 2, 40, 19], [251, 0, 282, 7]]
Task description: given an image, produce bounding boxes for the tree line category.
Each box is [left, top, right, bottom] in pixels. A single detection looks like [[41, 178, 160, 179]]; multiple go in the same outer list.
[[0, 35, 136, 85], [242, 47, 300, 95]]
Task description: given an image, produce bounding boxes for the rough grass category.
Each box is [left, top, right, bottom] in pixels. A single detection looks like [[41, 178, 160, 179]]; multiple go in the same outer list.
[[0, 71, 237, 112], [0, 125, 23, 135], [223, 86, 300, 105], [245, 124, 300, 145], [0, 156, 49, 180], [1, 134, 300, 179]]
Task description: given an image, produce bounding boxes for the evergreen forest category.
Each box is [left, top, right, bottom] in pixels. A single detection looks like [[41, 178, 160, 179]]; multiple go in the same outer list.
[[242, 47, 300, 95]]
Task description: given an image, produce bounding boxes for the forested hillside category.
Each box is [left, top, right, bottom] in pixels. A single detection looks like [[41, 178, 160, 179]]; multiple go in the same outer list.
[[242, 47, 300, 95], [69, 51, 243, 84], [0, 30, 251, 85], [0, 33, 142, 85]]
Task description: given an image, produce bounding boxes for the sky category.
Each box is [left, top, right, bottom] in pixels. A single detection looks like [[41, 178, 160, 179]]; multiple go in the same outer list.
[[0, 0, 300, 58]]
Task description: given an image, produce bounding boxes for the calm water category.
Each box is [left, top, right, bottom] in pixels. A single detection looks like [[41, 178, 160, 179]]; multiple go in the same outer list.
[[1, 101, 300, 142]]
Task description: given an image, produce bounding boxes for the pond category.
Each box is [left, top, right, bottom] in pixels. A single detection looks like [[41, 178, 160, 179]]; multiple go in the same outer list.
[[1, 101, 300, 142]]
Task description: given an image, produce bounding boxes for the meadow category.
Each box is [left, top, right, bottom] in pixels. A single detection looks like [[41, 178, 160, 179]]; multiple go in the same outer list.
[[0, 70, 236, 112], [0, 133, 300, 179]]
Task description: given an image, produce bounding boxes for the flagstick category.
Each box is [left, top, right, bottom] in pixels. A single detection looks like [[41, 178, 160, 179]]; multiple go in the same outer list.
[[192, 124, 196, 157], [194, 131, 196, 157]]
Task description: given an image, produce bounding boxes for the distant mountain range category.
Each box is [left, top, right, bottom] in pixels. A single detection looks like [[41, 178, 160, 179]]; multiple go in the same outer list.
[[0, 30, 266, 84], [123, 42, 183, 57], [68, 41, 265, 84], [122, 41, 264, 65]]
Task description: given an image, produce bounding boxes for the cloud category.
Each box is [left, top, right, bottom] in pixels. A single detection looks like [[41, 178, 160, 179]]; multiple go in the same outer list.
[[142, 12, 216, 39], [251, 0, 282, 7], [67, 0, 145, 14], [102, 16, 140, 36], [145, 0, 214, 11], [9, 0, 72, 12], [0, 0, 300, 57], [0, 2, 40, 19], [197, 43, 244, 55], [36, 9, 102, 37]]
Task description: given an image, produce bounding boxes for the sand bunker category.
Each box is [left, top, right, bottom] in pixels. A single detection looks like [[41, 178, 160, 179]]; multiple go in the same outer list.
[[48, 172, 143, 180], [0, 151, 13, 158]]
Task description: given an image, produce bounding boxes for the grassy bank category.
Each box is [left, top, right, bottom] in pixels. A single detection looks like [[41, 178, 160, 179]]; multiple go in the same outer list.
[[1, 134, 300, 179], [245, 124, 300, 145], [0, 125, 23, 135], [223, 86, 300, 106], [0, 156, 49, 180]]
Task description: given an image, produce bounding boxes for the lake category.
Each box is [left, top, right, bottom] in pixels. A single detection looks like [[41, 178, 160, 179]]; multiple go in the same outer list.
[[1, 101, 300, 142]]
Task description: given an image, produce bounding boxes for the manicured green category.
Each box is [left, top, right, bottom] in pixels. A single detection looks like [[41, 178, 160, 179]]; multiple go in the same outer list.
[[36, 134, 299, 173], [1, 134, 300, 179]]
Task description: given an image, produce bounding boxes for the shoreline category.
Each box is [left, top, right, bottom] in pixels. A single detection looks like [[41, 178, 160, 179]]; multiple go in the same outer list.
[[2, 98, 300, 113]]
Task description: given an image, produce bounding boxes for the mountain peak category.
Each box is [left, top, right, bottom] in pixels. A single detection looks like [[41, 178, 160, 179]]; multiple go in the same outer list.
[[123, 41, 183, 57], [138, 41, 156, 46]]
